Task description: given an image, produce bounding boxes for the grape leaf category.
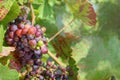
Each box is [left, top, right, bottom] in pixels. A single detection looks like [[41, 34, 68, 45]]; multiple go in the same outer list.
[[0, 47, 15, 58], [0, 0, 15, 21], [52, 34, 78, 59], [33, 0, 44, 4], [0, 25, 4, 52], [0, 1, 20, 25], [38, 0, 53, 20], [51, 34, 79, 79], [0, 63, 19, 80], [18, 0, 24, 5], [65, 0, 97, 26]]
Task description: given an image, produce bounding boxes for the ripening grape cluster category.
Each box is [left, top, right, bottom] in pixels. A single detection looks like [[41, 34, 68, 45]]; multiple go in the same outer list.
[[5, 15, 48, 65], [25, 61, 70, 80], [5, 14, 70, 80]]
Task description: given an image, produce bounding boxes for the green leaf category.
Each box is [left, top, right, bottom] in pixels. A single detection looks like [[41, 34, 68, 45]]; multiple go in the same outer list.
[[33, 0, 44, 4], [0, 63, 19, 80], [65, 0, 97, 26], [18, 0, 24, 5], [0, 1, 20, 25], [38, 0, 53, 20], [0, 25, 4, 52], [0, 0, 15, 21], [52, 35, 72, 60]]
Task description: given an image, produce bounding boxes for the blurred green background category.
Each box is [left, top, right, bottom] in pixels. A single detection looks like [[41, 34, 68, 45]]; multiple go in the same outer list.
[[65, 0, 120, 80]]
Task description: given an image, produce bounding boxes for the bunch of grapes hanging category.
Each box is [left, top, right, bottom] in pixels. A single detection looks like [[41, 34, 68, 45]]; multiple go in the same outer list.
[[5, 6, 71, 80]]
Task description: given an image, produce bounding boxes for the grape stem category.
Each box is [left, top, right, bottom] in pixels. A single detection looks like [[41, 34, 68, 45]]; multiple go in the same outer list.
[[48, 18, 74, 42], [30, 4, 36, 26], [48, 50, 65, 67]]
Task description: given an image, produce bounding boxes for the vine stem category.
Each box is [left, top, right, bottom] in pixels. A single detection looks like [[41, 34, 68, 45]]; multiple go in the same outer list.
[[48, 50, 65, 67], [48, 18, 74, 42], [30, 4, 36, 26]]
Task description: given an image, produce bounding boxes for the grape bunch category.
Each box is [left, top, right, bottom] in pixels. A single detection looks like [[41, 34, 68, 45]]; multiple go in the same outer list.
[[25, 61, 70, 80], [5, 11, 71, 80], [5, 16, 48, 65]]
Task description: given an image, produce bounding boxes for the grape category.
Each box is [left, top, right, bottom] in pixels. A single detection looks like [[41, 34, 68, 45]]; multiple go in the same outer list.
[[15, 16, 24, 23], [35, 31, 41, 37], [34, 50, 41, 55], [29, 39, 37, 47], [10, 25, 18, 31], [27, 59, 34, 65], [8, 31, 14, 38], [15, 29, 22, 37], [27, 34, 34, 40], [41, 45, 48, 54], [41, 27, 46, 33], [6, 38, 13, 45], [35, 24, 41, 29], [21, 28, 28, 35], [24, 47, 30, 52], [33, 65, 39, 70], [17, 23, 24, 29], [23, 38, 27, 44], [35, 36, 41, 42], [39, 75, 44, 80], [14, 36, 19, 42], [28, 27, 36, 34], [47, 61, 52, 66], [24, 23, 31, 29]]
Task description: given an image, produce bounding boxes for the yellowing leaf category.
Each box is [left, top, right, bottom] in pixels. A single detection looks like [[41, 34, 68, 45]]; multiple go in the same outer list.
[[65, 0, 97, 26], [0, 47, 15, 58]]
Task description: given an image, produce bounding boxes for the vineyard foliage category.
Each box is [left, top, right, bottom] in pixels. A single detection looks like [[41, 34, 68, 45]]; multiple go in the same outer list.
[[0, 0, 119, 80]]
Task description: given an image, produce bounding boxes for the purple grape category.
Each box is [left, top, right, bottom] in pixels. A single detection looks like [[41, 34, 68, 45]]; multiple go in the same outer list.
[[34, 50, 41, 55], [23, 38, 28, 44], [14, 37, 19, 42], [32, 65, 39, 70], [35, 36, 41, 42], [35, 31, 41, 37], [35, 24, 41, 29], [17, 23, 24, 29], [27, 34, 34, 40], [29, 39, 37, 47], [9, 25, 18, 31], [24, 47, 30, 52], [6, 38, 13, 45], [8, 31, 14, 38]]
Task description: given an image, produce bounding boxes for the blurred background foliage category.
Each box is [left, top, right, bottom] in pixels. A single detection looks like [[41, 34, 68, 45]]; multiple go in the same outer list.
[[65, 0, 120, 80]]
